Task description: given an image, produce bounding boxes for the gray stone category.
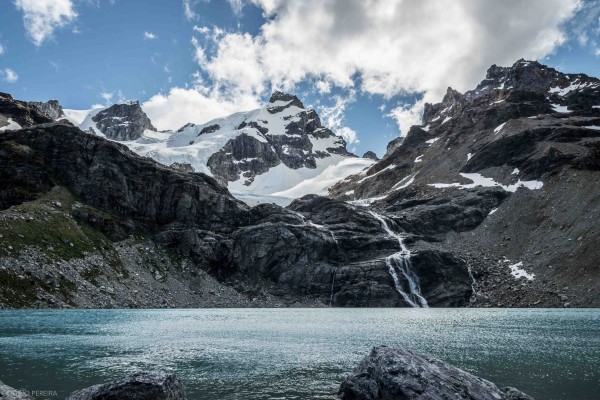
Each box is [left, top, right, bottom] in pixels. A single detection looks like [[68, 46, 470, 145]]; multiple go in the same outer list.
[[339, 346, 534, 400], [66, 372, 186, 400], [0, 381, 33, 400]]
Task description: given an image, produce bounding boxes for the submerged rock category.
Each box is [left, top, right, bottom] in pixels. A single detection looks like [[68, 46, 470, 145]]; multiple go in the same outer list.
[[339, 346, 533, 400], [66, 372, 187, 400]]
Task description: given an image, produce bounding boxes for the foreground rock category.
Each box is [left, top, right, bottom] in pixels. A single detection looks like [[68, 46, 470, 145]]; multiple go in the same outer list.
[[66, 372, 186, 400], [339, 346, 533, 400], [0, 381, 33, 400]]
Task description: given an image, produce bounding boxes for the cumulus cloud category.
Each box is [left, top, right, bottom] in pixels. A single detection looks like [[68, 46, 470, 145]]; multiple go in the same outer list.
[[315, 80, 332, 94], [337, 127, 359, 145], [1, 68, 19, 83], [14, 0, 78, 46], [387, 100, 427, 136], [187, 0, 580, 136], [142, 86, 260, 131], [144, 31, 158, 40], [318, 94, 360, 144]]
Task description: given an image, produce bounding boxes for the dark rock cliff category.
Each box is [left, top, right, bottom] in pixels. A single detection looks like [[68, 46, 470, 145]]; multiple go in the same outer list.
[[91, 101, 156, 141]]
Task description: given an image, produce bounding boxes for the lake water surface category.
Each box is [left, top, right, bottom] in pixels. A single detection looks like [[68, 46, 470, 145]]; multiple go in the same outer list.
[[0, 309, 598, 400]]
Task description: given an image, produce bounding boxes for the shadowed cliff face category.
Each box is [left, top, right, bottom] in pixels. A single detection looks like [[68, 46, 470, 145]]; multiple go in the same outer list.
[[0, 106, 472, 308], [329, 59, 600, 307], [2, 58, 598, 309]]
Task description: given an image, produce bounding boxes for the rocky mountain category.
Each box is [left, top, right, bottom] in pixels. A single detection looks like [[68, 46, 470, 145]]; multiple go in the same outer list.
[[331, 59, 600, 307], [61, 92, 374, 206], [79, 100, 157, 141], [0, 59, 598, 310], [28, 99, 65, 120], [0, 94, 471, 309]]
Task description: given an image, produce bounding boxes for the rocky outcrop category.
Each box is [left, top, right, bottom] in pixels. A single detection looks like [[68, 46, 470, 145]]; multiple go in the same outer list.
[[329, 59, 600, 306], [91, 101, 156, 141], [339, 346, 534, 400], [362, 151, 379, 161], [0, 93, 53, 128], [66, 372, 186, 400], [0, 111, 472, 308], [27, 99, 64, 120], [0, 381, 33, 400], [204, 92, 353, 186]]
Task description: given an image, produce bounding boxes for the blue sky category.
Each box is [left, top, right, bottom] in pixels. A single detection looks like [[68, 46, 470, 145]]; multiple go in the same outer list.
[[1, 0, 600, 157]]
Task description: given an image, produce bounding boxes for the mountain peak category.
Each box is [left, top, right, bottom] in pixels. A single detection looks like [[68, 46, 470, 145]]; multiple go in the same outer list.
[[268, 91, 304, 109]]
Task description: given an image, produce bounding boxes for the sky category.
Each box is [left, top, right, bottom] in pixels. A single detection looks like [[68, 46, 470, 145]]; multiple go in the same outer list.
[[1, 0, 600, 157]]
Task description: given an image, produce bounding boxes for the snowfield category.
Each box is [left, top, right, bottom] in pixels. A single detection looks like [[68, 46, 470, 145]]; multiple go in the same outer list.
[[65, 98, 373, 206]]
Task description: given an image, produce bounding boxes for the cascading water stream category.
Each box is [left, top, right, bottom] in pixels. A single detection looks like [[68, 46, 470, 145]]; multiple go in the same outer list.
[[369, 211, 428, 308]]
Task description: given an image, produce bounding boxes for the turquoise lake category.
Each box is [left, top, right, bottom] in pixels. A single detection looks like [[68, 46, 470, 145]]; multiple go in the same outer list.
[[0, 308, 599, 399]]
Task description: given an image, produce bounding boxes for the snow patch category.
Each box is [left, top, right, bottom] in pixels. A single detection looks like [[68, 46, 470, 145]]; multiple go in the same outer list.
[[551, 104, 571, 113], [414, 155, 423, 163], [494, 122, 506, 134], [271, 157, 375, 199], [356, 164, 396, 184], [467, 153, 473, 161], [488, 207, 498, 215], [511, 168, 520, 175], [421, 125, 430, 132], [583, 125, 600, 130], [429, 173, 543, 192], [391, 173, 416, 190], [0, 118, 22, 131], [425, 137, 440, 145], [508, 262, 535, 281], [441, 116, 452, 125]]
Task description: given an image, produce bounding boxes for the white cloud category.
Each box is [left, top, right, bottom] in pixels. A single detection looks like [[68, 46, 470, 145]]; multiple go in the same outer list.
[[15, 0, 77, 46], [2, 68, 19, 83], [337, 127, 359, 145], [0, 44, 4, 55], [99, 90, 125, 105], [318, 93, 360, 144], [227, 0, 245, 16], [142, 86, 260, 131], [144, 31, 158, 40], [100, 92, 113, 104], [189, 0, 580, 136], [315, 80, 332, 94], [183, 0, 198, 21], [387, 100, 426, 137]]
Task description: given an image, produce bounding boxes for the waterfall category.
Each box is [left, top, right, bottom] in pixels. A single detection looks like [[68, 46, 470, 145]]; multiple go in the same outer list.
[[330, 267, 337, 306], [294, 212, 339, 245], [369, 211, 428, 308]]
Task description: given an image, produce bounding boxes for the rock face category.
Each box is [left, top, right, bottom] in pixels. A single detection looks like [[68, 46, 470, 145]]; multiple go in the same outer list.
[[0, 92, 53, 129], [66, 91, 366, 200], [0, 381, 33, 400], [170, 91, 354, 187], [339, 346, 534, 400], [66, 372, 187, 400], [89, 101, 156, 141], [330, 59, 600, 307], [27, 99, 64, 120], [2, 59, 598, 308], [362, 151, 379, 161], [0, 93, 472, 309]]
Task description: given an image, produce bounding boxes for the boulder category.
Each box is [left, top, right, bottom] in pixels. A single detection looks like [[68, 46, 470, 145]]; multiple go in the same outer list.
[[66, 372, 186, 400], [0, 381, 33, 400], [339, 346, 533, 400]]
